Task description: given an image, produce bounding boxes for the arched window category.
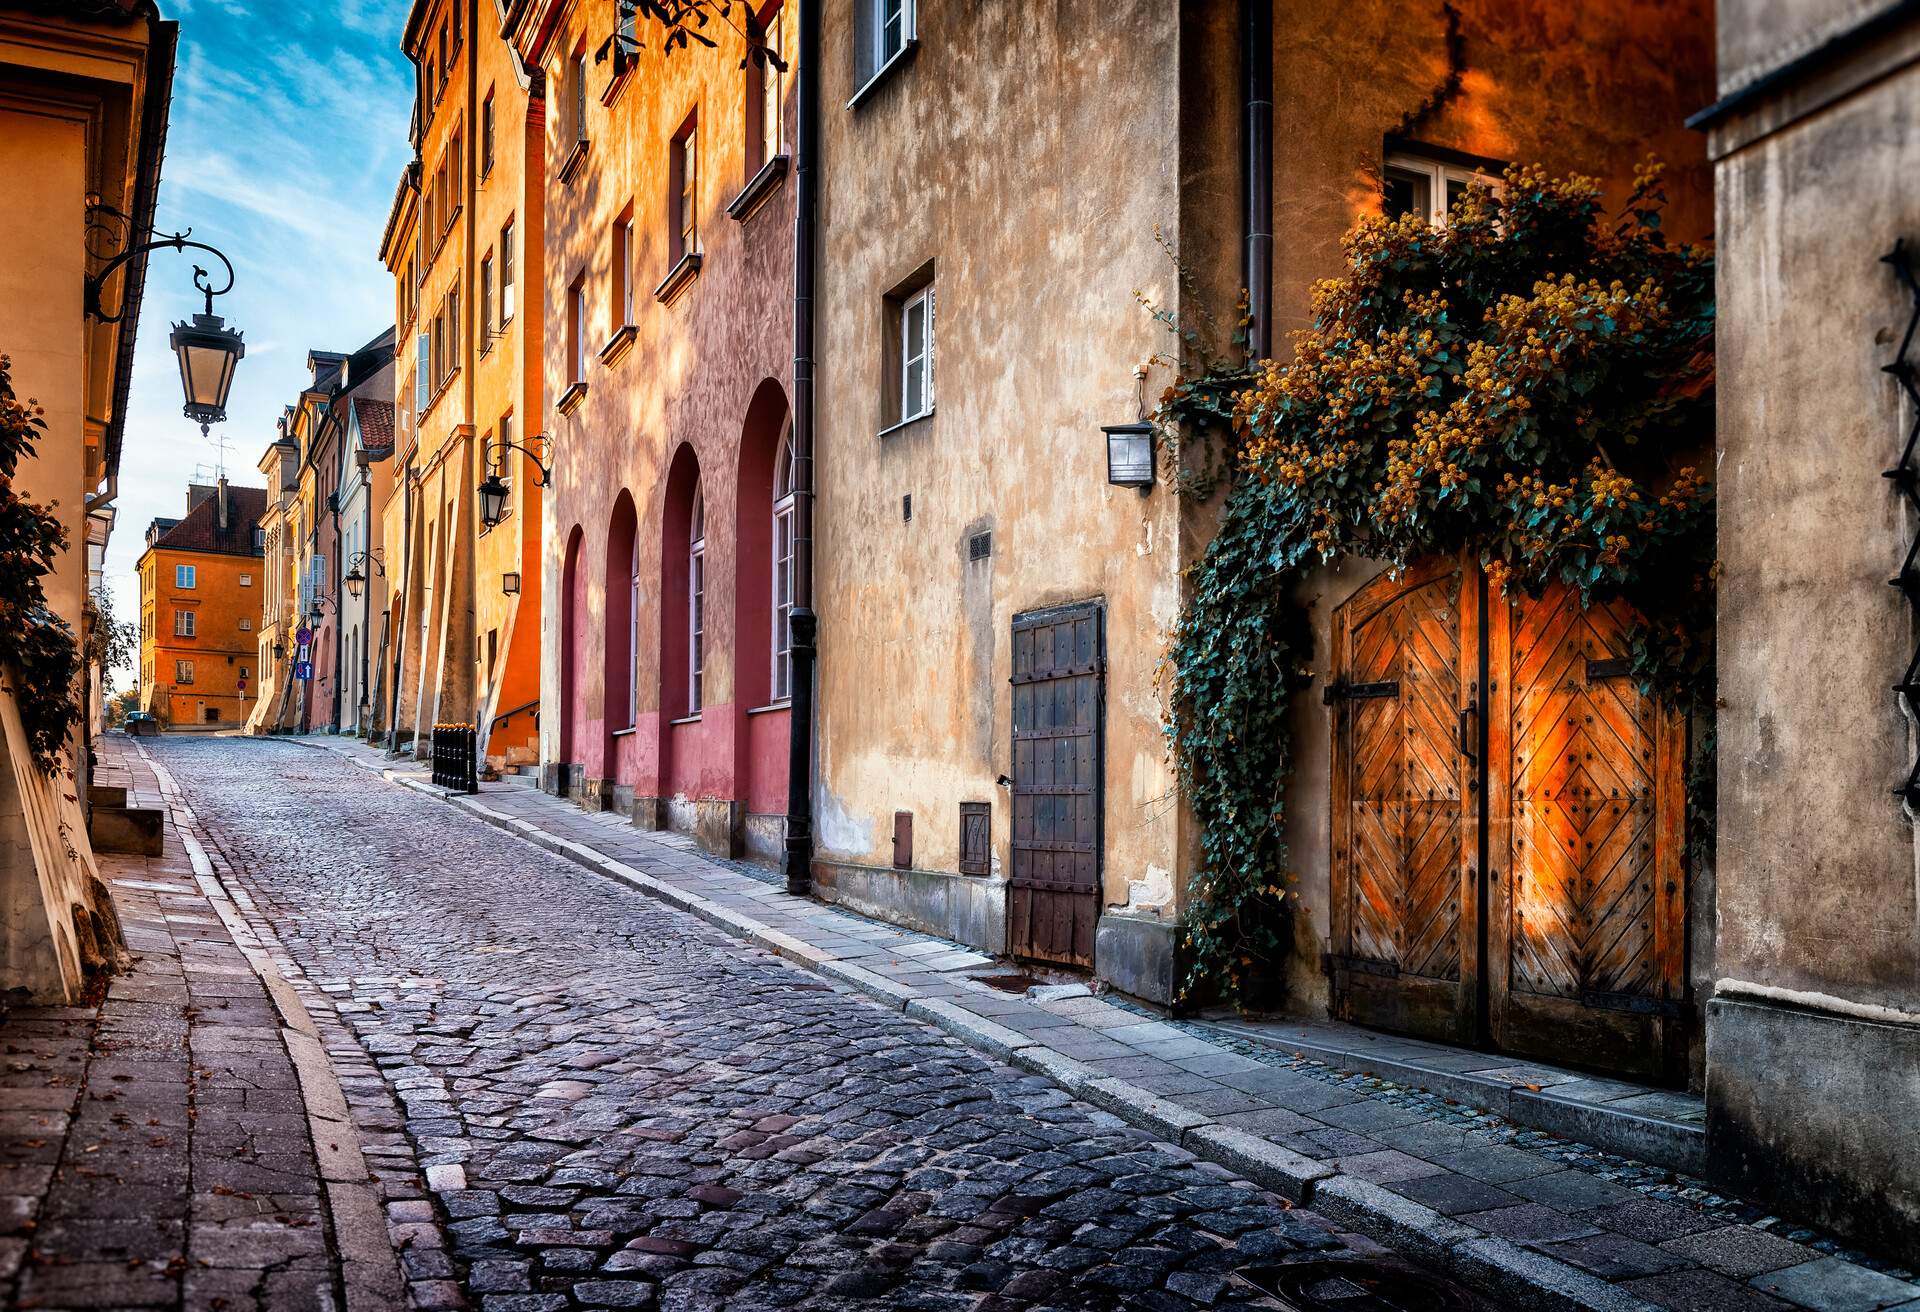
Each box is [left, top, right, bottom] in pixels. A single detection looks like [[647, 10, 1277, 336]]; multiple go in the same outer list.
[[772, 426, 794, 701], [689, 484, 706, 714]]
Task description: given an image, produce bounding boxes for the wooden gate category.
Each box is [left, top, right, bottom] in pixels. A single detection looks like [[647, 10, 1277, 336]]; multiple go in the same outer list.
[[1330, 562, 1687, 1078], [1486, 584, 1687, 1079], [1329, 556, 1480, 1045], [1009, 602, 1103, 966]]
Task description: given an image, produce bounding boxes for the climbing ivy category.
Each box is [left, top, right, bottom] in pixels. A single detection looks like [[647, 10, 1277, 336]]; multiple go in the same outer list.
[[1160, 163, 1716, 1005], [0, 354, 85, 774]]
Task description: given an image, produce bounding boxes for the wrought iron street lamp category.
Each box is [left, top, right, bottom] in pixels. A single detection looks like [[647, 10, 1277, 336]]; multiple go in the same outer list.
[[342, 549, 384, 601], [272, 640, 286, 661], [85, 228, 244, 436], [477, 432, 554, 530]]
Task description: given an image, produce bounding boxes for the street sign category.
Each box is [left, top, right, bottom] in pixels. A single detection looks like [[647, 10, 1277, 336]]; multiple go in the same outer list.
[[295, 625, 313, 645], [294, 660, 312, 681]]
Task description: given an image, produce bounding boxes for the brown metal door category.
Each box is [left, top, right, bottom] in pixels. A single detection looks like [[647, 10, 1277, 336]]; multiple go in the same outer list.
[[1009, 602, 1103, 966], [1329, 557, 1481, 1044], [1486, 584, 1687, 1080]]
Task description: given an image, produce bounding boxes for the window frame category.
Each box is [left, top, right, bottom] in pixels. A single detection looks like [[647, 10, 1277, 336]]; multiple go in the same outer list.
[[481, 88, 496, 178], [772, 425, 795, 703], [173, 608, 196, 638], [672, 116, 699, 263], [500, 218, 517, 324], [174, 563, 196, 589], [689, 485, 706, 715], [567, 275, 587, 385], [1383, 151, 1503, 227], [174, 659, 194, 685], [900, 284, 934, 424]]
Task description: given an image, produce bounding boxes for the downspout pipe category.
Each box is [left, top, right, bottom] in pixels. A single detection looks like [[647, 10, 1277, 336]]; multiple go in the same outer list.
[[783, 0, 819, 896], [1242, 0, 1273, 361]]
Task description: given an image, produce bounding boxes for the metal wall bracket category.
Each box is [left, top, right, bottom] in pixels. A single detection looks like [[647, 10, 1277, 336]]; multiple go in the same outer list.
[[1882, 240, 1920, 804]]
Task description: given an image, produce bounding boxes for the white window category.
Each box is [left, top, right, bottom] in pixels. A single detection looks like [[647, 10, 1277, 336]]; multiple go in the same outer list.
[[628, 534, 640, 729], [174, 609, 196, 638], [674, 123, 698, 260], [175, 564, 197, 589], [568, 277, 586, 384], [900, 286, 934, 422], [874, 0, 910, 71], [689, 485, 705, 715], [757, 5, 784, 167], [614, 216, 635, 328], [174, 660, 194, 685], [570, 48, 588, 144], [500, 219, 517, 323], [239, 572, 253, 587], [772, 427, 794, 701], [1384, 152, 1502, 227], [415, 332, 430, 411], [480, 254, 494, 347], [239, 618, 252, 632]]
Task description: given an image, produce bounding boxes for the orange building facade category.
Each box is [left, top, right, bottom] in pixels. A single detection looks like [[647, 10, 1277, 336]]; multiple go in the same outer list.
[[378, 0, 546, 765], [137, 482, 266, 730]]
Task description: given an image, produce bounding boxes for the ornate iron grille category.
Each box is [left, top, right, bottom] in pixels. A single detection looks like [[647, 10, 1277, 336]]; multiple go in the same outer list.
[[1883, 241, 1920, 805]]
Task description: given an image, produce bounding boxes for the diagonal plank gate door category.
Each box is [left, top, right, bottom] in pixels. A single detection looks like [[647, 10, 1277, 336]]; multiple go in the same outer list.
[[1329, 555, 1687, 1080]]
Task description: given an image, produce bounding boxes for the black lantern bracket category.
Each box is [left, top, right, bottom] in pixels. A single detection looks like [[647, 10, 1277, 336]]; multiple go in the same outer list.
[[84, 228, 235, 324], [485, 430, 554, 487]]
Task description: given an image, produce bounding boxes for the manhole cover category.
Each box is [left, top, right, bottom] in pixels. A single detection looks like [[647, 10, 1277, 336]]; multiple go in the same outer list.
[[1241, 1258, 1479, 1311], [971, 972, 1038, 993]]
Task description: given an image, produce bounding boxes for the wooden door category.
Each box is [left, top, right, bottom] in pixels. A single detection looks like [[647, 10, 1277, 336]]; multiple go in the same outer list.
[[1329, 557, 1481, 1045], [1486, 584, 1687, 1080], [1009, 603, 1103, 966]]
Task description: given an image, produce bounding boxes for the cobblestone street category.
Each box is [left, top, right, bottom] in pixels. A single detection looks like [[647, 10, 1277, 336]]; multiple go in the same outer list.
[[145, 735, 1427, 1311]]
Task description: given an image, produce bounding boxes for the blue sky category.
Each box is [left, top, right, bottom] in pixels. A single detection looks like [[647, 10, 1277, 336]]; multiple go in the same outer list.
[[106, 0, 414, 686]]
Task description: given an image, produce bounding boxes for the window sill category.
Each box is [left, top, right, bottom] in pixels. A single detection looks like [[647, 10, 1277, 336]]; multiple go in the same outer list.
[[611, 725, 638, 738], [654, 251, 702, 305], [600, 56, 636, 106], [878, 408, 934, 440], [599, 323, 637, 365], [727, 155, 789, 222], [422, 367, 462, 418], [747, 701, 791, 716], [848, 40, 918, 109], [557, 380, 588, 416], [559, 138, 590, 186], [668, 713, 702, 726]]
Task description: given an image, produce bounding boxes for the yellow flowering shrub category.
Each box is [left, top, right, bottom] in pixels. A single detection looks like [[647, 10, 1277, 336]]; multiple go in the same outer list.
[[1163, 162, 1715, 1007]]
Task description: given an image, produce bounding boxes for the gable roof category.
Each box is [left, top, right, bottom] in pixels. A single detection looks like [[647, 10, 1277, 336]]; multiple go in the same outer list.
[[145, 485, 267, 558], [353, 398, 395, 457]]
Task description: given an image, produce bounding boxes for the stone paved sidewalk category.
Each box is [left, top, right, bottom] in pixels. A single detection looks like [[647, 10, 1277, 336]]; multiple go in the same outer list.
[[0, 737, 405, 1312], [304, 732, 1919, 1312]]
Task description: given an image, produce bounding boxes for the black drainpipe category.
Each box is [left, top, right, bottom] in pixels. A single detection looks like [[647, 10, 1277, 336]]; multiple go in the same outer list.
[[1243, 0, 1274, 361], [784, 0, 819, 896]]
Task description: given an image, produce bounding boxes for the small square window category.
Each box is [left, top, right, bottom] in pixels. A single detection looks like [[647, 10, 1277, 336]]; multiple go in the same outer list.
[[173, 609, 196, 638], [239, 572, 253, 586], [174, 563, 196, 589], [175, 659, 194, 685]]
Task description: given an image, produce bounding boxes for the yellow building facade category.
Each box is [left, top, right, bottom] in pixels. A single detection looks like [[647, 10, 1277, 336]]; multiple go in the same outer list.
[[379, 0, 546, 765], [0, 0, 175, 998], [137, 482, 265, 729]]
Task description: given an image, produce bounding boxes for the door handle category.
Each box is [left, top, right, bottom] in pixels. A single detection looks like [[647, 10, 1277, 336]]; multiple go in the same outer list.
[[1458, 698, 1478, 765]]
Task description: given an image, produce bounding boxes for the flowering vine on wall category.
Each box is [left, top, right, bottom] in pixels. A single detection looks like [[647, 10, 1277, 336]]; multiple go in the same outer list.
[[0, 354, 85, 774], [1155, 164, 1716, 1006]]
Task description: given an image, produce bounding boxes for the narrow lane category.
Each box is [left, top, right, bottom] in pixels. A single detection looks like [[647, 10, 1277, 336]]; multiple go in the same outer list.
[[150, 736, 1431, 1311]]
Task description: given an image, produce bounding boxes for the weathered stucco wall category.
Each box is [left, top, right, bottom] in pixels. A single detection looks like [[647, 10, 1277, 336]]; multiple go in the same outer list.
[[1706, 35, 1920, 1254], [812, 0, 1191, 974], [531, 2, 794, 852]]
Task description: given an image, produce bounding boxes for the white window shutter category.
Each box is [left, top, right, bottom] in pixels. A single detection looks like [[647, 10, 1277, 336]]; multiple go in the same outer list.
[[926, 285, 935, 411]]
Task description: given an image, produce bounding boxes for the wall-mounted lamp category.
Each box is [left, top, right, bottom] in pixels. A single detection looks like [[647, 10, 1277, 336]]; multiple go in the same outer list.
[[477, 432, 554, 530], [1103, 422, 1156, 491], [502, 571, 522, 595]]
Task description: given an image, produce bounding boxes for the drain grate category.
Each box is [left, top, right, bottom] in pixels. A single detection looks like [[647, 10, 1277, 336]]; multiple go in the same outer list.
[[1241, 1258, 1480, 1311]]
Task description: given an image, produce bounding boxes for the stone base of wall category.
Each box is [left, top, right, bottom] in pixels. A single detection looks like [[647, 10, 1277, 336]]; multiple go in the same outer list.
[[744, 812, 784, 863], [580, 778, 614, 812], [814, 862, 1006, 956], [1706, 995, 1920, 1265], [630, 795, 666, 830], [1095, 913, 1181, 1008]]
